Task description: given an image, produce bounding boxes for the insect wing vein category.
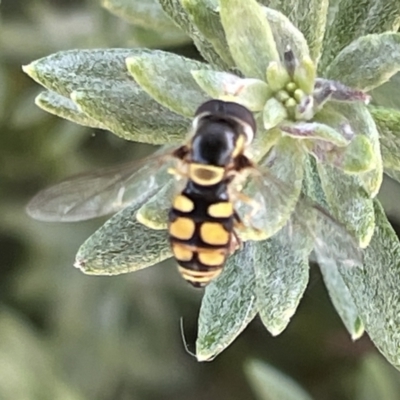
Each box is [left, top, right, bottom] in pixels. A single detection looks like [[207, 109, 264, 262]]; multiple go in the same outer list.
[[26, 145, 176, 222], [237, 165, 363, 271]]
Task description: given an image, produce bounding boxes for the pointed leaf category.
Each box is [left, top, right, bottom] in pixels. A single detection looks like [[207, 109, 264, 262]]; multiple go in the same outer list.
[[266, 61, 291, 92], [313, 78, 370, 107], [255, 219, 311, 336], [319, 257, 364, 340], [71, 86, 190, 144], [339, 201, 400, 371], [281, 122, 350, 147], [126, 51, 211, 117], [249, 125, 281, 163], [158, 0, 230, 70], [219, 0, 279, 79], [369, 106, 400, 171], [359, 0, 400, 35], [75, 204, 171, 275], [35, 90, 107, 129], [239, 137, 305, 240], [101, 0, 179, 30], [326, 33, 400, 92], [181, 0, 234, 68], [302, 155, 327, 206], [313, 105, 353, 136], [320, 0, 400, 73], [245, 359, 314, 400], [310, 106, 376, 174], [330, 135, 376, 174], [191, 70, 271, 112], [317, 164, 375, 248], [263, 98, 288, 130], [136, 180, 175, 230], [293, 58, 317, 95], [22, 49, 146, 97], [371, 72, 400, 111], [196, 242, 258, 361], [262, 7, 311, 61], [268, 1, 328, 62], [332, 103, 382, 197]]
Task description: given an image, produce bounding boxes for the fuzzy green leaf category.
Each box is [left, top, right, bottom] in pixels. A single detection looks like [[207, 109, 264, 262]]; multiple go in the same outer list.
[[263, 98, 288, 130], [245, 359, 314, 400], [332, 103, 382, 197], [266, 62, 291, 92], [191, 70, 271, 112], [239, 137, 305, 240], [319, 258, 364, 340], [136, 180, 174, 230], [71, 86, 190, 144], [302, 155, 327, 205], [317, 164, 375, 248], [24, 50, 193, 143], [369, 106, 400, 171], [219, 0, 279, 80], [293, 58, 317, 95], [35, 91, 107, 130], [255, 219, 312, 336], [158, 0, 230, 70], [371, 72, 400, 111], [320, 0, 400, 73], [326, 33, 400, 92], [75, 204, 171, 275], [22, 49, 146, 97], [337, 135, 376, 174], [313, 105, 352, 133], [101, 0, 178, 30], [180, 0, 234, 68], [196, 242, 258, 361], [126, 51, 211, 117], [262, 6, 311, 61], [311, 106, 376, 174], [357, 0, 400, 36], [281, 122, 350, 147], [249, 125, 281, 163], [339, 201, 400, 371], [274, 1, 329, 62]]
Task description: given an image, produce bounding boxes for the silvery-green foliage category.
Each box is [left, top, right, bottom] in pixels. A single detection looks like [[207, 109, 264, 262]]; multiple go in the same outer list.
[[23, 0, 400, 368]]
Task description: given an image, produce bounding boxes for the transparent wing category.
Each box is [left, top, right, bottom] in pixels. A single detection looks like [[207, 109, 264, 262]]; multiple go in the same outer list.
[[27, 145, 178, 222], [234, 140, 305, 240], [236, 163, 363, 271], [292, 196, 363, 270]]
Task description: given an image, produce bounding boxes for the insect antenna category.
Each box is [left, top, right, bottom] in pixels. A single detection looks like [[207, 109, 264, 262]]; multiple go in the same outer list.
[[179, 317, 196, 358]]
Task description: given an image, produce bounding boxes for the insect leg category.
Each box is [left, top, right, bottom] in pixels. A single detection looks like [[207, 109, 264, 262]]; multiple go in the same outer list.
[[169, 145, 191, 179], [230, 188, 262, 231]]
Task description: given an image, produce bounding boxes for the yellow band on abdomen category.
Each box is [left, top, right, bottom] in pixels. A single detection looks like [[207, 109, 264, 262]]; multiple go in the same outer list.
[[189, 163, 225, 186]]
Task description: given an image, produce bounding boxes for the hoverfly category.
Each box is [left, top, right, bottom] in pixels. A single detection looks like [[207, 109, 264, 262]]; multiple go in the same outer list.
[[27, 100, 363, 287]]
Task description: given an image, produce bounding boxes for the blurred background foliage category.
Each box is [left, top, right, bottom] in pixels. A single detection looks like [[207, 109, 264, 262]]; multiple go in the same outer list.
[[1, 0, 400, 399]]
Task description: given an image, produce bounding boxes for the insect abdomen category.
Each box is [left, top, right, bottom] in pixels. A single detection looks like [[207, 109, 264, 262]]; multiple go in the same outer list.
[[168, 190, 234, 287]]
